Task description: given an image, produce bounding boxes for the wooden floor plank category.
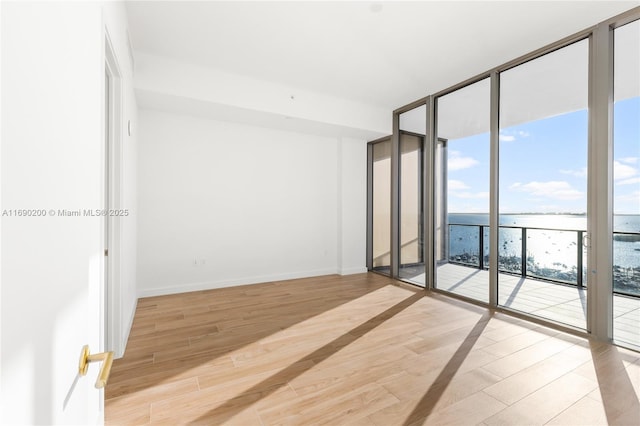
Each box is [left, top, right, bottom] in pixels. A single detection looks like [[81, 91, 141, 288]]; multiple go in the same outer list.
[[106, 272, 640, 425]]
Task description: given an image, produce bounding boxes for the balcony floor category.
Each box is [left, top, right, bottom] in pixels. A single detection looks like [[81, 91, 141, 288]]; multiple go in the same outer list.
[[402, 263, 640, 348]]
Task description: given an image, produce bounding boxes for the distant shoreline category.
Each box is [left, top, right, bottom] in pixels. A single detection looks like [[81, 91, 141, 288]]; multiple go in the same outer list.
[[449, 213, 640, 216], [450, 212, 587, 215]]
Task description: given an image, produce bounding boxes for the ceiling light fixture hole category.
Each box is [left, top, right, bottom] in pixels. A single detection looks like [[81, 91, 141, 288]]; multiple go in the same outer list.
[[369, 3, 383, 13]]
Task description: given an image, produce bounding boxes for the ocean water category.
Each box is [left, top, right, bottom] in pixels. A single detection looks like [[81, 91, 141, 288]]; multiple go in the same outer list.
[[447, 213, 640, 296]]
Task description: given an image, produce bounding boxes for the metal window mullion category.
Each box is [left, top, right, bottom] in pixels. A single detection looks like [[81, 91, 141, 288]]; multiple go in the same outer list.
[[419, 138, 425, 265], [425, 96, 436, 290], [489, 71, 500, 308], [391, 113, 400, 278], [366, 143, 374, 271], [441, 140, 448, 264], [587, 23, 614, 340]]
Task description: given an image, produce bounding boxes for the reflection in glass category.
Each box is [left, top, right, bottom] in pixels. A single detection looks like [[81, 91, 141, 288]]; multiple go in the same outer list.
[[398, 105, 426, 286], [372, 139, 391, 274], [398, 133, 425, 285]]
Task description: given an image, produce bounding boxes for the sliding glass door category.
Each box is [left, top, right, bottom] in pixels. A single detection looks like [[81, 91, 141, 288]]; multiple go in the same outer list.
[[613, 19, 640, 346], [498, 39, 589, 329], [368, 137, 392, 275], [434, 79, 491, 303], [370, 9, 639, 348], [398, 105, 426, 286]]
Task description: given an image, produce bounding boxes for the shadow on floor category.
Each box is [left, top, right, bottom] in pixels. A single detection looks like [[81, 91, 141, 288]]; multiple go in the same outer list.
[[591, 341, 640, 424], [188, 291, 426, 425], [106, 274, 393, 401], [502, 277, 526, 307], [402, 311, 493, 426]]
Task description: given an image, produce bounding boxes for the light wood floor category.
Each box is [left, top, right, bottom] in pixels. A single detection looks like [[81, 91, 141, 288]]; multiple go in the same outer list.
[[106, 273, 640, 425]]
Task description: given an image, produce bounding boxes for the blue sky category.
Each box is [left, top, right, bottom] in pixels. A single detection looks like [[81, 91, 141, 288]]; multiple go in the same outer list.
[[447, 97, 640, 215]]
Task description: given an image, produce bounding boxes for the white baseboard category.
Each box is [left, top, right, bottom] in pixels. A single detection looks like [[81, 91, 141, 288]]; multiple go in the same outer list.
[[138, 268, 338, 298], [339, 266, 368, 275]]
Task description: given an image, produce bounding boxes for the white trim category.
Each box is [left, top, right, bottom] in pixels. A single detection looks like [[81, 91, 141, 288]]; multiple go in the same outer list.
[[0, 0, 3, 412], [339, 267, 368, 275], [104, 27, 125, 357], [138, 269, 338, 298]]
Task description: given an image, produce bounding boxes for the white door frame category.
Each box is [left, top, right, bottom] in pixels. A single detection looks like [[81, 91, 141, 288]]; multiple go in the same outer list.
[[104, 29, 124, 357]]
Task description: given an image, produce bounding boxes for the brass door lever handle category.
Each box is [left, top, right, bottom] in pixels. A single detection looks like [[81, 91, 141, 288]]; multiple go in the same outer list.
[[78, 345, 114, 388]]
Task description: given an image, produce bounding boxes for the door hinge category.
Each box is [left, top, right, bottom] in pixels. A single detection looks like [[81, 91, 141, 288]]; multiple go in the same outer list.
[[104, 249, 109, 256]]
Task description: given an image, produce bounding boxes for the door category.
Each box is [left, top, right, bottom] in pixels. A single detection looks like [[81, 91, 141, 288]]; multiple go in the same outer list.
[[433, 78, 491, 303], [612, 19, 640, 347], [367, 137, 393, 275], [1, 2, 106, 423], [398, 104, 427, 287], [497, 39, 589, 330], [398, 131, 425, 285]]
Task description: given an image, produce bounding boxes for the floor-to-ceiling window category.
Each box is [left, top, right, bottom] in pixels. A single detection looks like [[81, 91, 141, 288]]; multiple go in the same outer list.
[[398, 105, 426, 286], [369, 8, 639, 350], [498, 39, 589, 329], [434, 79, 490, 303], [368, 137, 392, 275], [613, 19, 640, 347]]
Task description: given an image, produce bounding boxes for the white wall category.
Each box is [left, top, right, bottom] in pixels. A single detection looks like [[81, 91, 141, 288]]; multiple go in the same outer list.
[[137, 110, 367, 297], [134, 52, 390, 137], [338, 137, 368, 275], [131, 32, 380, 299]]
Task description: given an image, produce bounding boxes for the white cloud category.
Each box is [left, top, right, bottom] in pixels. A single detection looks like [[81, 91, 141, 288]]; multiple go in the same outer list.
[[617, 177, 640, 186], [448, 151, 478, 171], [614, 161, 638, 181], [453, 191, 490, 199], [499, 130, 530, 143], [448, 180, 470, 190], [510, 180, 584, 200], [559, 162, 637, 182], [560, 167, 587, 178], [619, 157, 639, 164], [619, 190, 640, 200], [616, 190, 640, 206], [449, 179, 487, 199]]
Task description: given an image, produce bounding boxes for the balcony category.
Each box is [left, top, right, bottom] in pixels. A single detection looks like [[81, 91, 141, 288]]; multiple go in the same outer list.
[[437, 263, 640, 343], [447, 223, 640, 296], [448, 223, 639, 345], [401, 223, 640, 347]]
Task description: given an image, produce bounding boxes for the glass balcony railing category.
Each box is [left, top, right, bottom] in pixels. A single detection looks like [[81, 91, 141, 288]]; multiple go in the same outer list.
[[613, 232, 640, 297], [448, 223, 640, 297]]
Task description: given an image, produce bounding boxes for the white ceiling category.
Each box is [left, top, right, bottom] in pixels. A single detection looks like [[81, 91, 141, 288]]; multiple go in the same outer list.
[[126, 1, 638, 111]]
